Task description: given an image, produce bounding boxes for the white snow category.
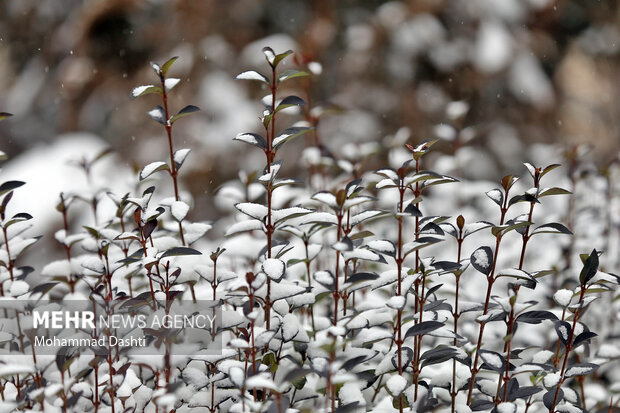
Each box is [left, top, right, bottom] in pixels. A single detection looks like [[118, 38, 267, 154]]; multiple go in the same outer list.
[[553, 289, 573, 307], [235, 70, 268, 83], [131, 84, 156, 98], [480, 352, 503, 369], [174, 148, 191, 166], [532, 350, 554, 364], [171, 201, 190, 221], [367, 240, 396, 255], [164, 78, 181, 90], [497, 402, 516, 413], [472, 248, 491, 270], [387, 296, 406, 310], [8, 280, 29, 297], [262, 258, 285, 280], [544, 372, 561, 388], [281, 313, 299, 342], [140, 161, 168, 180], [386, 375, 407, 396]]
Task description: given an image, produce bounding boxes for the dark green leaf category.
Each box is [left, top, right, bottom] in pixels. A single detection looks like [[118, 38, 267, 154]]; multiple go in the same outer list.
[[275, 95, 305, 113], [539, 187, 572, 198], [516, 311, 558, 324], [233, 133, 267, 150], [272, 50, 293, 67], [471, 400, 495, 411], [161, 247, 202, 258], [278, 69, 309, 83], [404, 203, 422, 217], [345, 272, 378, 284], [405, 321, 444, 338], [532, 222, 572, 235], [170, 105, 200, 124], [272, 127, 312, 150], [161, 56, 179, 76], [543, 388, 562, 410], [554, 320, 571, 346], [0, 181, 25, 197], [579, 249, 599, 286], [573, 331, 597, 348]]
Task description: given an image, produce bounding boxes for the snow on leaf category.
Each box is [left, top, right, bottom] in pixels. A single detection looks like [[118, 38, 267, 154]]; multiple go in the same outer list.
[[171, 201, 190, 221], [351, 210, 385, 226], [386, 296, 406, 310], [367, 240, 395, 255], [471, 246, 493, 275], [479, 350, 503, 371], [173, 148, 191, 169], [9, 280, 29, 297], [485, 188, 503, 206], [375, 178, 398, 189], [553, 289, 573, 307], [131, 84, 161, 99], [543, 372, 561, 388], [164, 78, 181, 90], [343, 248, 381, 262], [272, 207, 313, 224], [233, 133, 267, 150], [0, 364, 35, 378], [140, 161, 169, 180], [81, 256, 105, 274], [225, 220, 263, 236], [235, 70, 269, 84], [245, 374, 278, 391], [312, 191, 338, 208], [281, 313, 300, 342], [148, 106, 166, 124], [262, 258, 285, 281], [555, 321, 571, 345], [386, 375, 407, 396], [564, 363, 598, 378], [234, 202, 268, 220]]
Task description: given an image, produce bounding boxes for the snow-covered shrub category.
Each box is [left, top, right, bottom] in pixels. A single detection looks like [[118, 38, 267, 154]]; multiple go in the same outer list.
[[0, 49, 618, 413]]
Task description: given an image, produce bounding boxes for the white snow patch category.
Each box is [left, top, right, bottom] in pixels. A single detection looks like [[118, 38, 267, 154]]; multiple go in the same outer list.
[[386, 375, 407, 396], [553, 289, 573, 307]]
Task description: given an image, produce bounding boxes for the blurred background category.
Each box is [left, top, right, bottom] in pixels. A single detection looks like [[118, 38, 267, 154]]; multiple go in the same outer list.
[[0, 0, 618, 219]]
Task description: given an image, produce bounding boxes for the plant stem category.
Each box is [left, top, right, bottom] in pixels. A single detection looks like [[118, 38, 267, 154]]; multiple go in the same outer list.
[[450, 236, 463, 413], [159, 72, 186, 246], [549, 285, 586, 413], [467, 232, 502, 403]]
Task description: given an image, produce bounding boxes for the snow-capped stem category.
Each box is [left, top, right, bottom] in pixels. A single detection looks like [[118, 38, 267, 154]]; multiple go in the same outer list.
[[549, 285, 586, 413], [158, 72, 186, 246]]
